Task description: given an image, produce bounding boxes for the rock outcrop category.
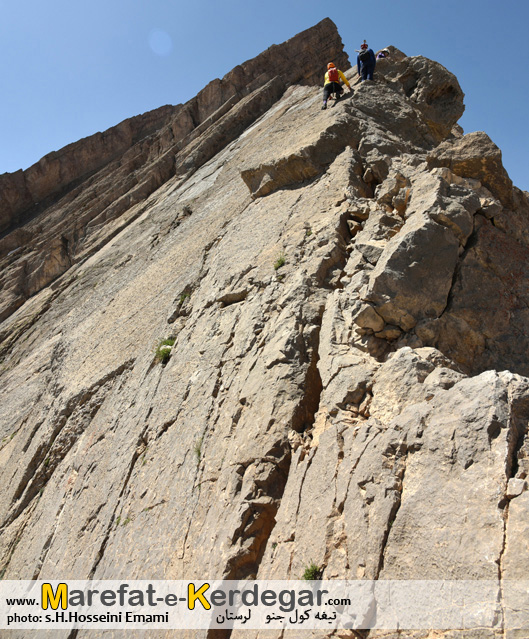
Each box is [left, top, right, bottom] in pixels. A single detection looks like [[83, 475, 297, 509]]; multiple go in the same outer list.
[[1, 20, 529, 639], [0, 17, 348, 324]]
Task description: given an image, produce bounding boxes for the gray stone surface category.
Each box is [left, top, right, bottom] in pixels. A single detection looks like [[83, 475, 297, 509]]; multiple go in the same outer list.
[[0, 28, 529, 639]]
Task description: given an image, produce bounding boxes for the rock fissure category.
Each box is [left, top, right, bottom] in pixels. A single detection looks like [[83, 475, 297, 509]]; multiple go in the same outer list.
[[338, 426, 382, 516], [88, 423, 150, 579], [286, 452, 315, 577], [437, 224, 481, 322], [321, 430, 347, 572], [509, 426, 528, 480], [33, 488, 85, 580], [4, 361, 133, 529], [179, 484, 201, 568], [0, 504, 38, 579], [154, 418, 178, 440], [223, 296, 329, 580], [375, 454, 407, 579], [497, 499, 509, 637]]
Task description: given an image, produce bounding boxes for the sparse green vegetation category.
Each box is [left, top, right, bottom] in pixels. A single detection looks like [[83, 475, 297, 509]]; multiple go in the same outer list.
[[122, 517, 131, 526], [194, 436, 203, 464], [274, 253, 286, 270], [302, 562, 323, 580], [115, 516, 121, 527], [179, 291, 191, 305], [305, 227, 312, 237], [155, 337, 176, 364]]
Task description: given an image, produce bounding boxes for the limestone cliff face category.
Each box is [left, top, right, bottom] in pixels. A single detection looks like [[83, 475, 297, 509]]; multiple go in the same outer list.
[[0, 18, 348, 325], [1, 19, 529, 639]]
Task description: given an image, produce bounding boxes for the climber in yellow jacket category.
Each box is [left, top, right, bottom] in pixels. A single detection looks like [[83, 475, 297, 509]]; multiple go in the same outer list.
[[322, 62, 351, 110]]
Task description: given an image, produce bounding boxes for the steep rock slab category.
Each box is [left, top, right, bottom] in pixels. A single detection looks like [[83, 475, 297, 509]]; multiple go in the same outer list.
[[420, 217, 529, 376], [0, 18, 349, 326], [0, 30, 529, 639], [253, 367, 529, 637], [364, 213, 460, 330], [240, 110, 363, 198], [0, 83, 357, 587]]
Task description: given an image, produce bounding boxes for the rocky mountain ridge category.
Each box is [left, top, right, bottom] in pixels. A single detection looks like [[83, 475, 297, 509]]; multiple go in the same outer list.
[[1, 18, 529, 639], [0, 18, 348, 325]]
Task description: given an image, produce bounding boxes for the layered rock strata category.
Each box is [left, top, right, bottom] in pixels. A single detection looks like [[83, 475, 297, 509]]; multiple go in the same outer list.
[[0, 17, 349, 324], [1, 24, 529, 639]]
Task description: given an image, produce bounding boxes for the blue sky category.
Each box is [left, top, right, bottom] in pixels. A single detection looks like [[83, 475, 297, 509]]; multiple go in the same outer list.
[[1, 0, 528, 191]]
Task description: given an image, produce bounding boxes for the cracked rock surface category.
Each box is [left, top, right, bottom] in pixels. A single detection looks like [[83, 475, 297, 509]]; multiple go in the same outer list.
[[1, 23, 529, 639]]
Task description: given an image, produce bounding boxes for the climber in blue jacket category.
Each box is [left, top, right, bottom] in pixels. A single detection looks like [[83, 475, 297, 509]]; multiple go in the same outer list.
[[357, 41, 377, 82]]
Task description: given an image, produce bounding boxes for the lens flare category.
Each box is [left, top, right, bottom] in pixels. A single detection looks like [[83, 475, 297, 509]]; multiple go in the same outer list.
[[148, 29, 173, 57]]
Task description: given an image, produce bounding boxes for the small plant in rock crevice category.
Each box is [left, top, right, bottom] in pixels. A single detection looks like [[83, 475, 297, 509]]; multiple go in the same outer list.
[[179, 291, 191, 305], [302, 562, 323, 580], [274, 253, 286, 270], [194, 436, 203, 465], [155, 337, 176, 364]]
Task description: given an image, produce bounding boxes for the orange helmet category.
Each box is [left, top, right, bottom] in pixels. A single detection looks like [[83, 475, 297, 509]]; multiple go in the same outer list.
[[327, 62, 336, 69]]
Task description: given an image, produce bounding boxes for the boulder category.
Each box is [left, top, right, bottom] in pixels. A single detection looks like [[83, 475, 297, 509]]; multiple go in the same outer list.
[[427, 131, 514, 207]]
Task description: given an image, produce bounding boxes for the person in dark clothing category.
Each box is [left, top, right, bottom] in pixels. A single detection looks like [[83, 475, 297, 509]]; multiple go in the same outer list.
[[357, 41, 376, 82]]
